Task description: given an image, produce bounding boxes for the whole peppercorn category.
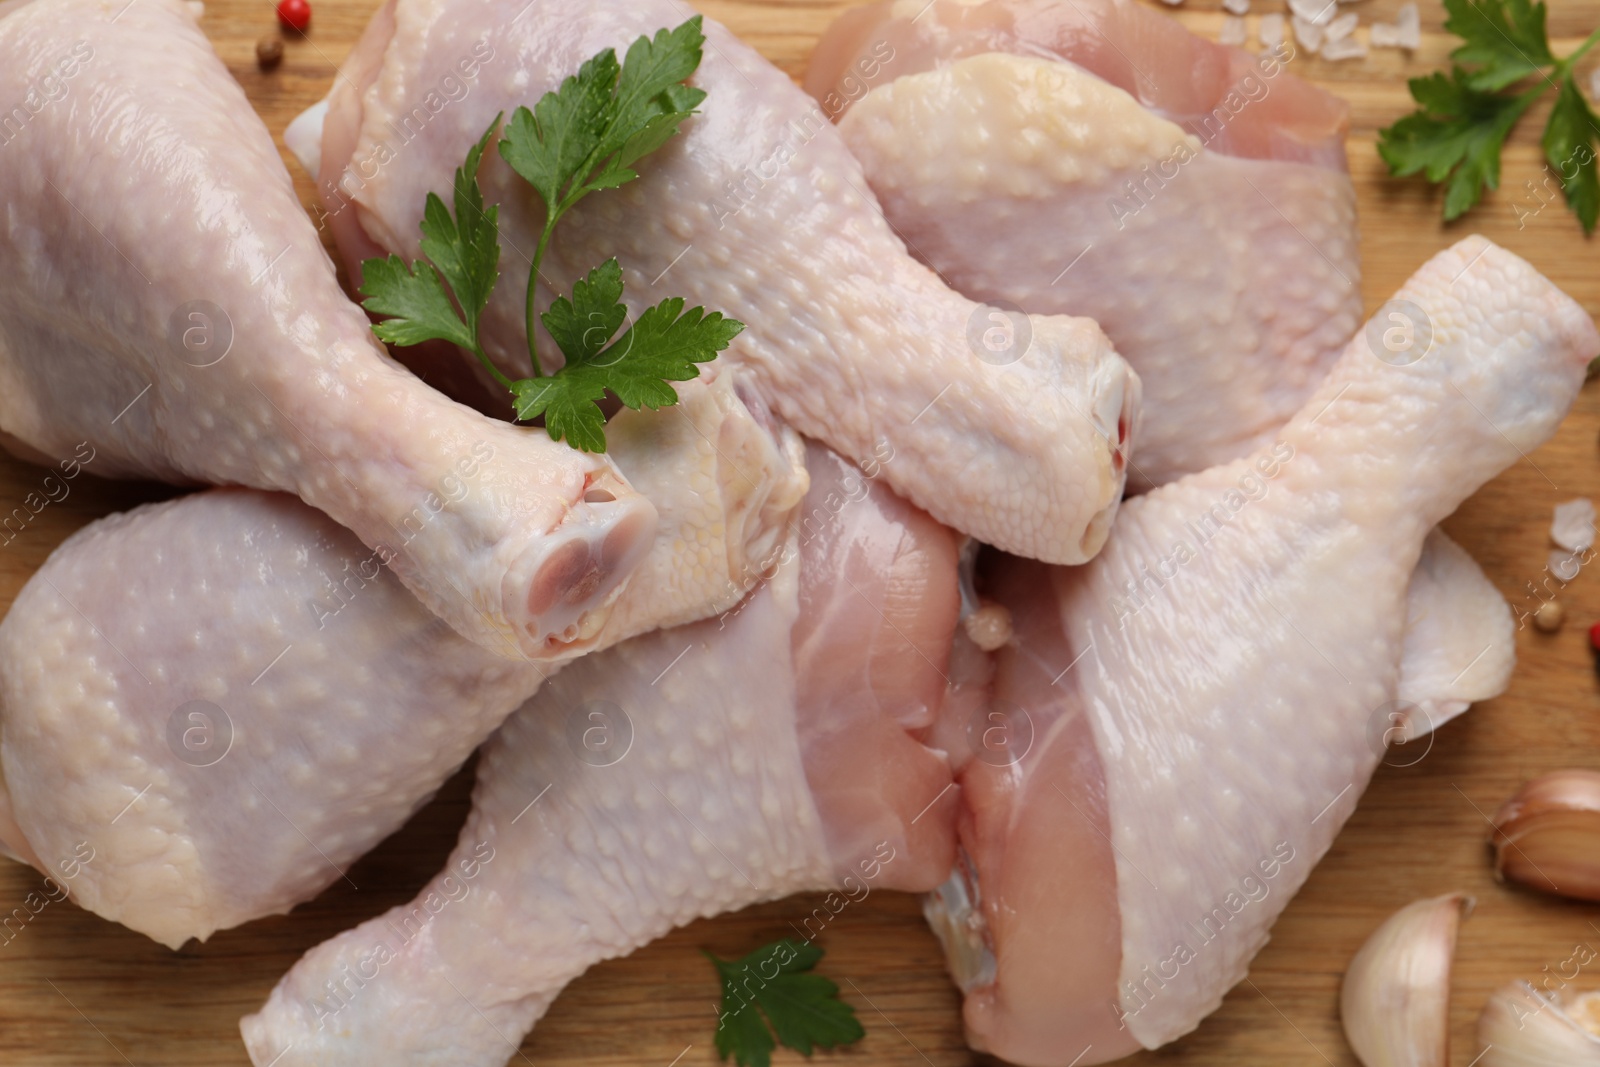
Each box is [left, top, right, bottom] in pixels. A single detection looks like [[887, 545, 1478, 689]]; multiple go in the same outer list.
[[1533, 599, 1564, 633], [255, 38, 284, 71], [276, 0, 310, 32]]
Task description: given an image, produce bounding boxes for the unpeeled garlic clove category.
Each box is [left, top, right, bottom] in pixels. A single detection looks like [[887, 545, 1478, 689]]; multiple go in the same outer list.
[[1477, 980, 1600, 1065], [1341, 893, 1472, 1067], [1489, 769, 1600, 901]]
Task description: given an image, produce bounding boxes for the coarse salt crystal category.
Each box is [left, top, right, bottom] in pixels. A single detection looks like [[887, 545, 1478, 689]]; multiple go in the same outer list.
[[1292, 14, 1324, 51], [1220, 14, 1248, 44], [1591, 67, 1600, 103], [1321, 33, 1368, 59], [1552, 498, 1597, 552], [1259, 12, 1286, 47], [1223, 0, 1250, 13], [1289, 0, 1335, 26], [1551, 549, 1583, 582], [1324, 11, 1359, 41], [1397, 1, 1420, 46]]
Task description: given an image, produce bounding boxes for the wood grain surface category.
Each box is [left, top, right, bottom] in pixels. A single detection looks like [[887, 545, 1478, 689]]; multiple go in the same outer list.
[[1, 0, 1599, 1064]]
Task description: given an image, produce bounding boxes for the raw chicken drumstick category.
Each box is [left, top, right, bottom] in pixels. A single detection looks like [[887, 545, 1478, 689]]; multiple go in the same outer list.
[[809, 0, 1361, 488], [0, 373, 806, 949], [807, 0, 1517, 737], [300, 0, 1138, 565], [932, 237, 1596, 1066], [0, 0, 656, 661], [241, 442, 964, 1067]]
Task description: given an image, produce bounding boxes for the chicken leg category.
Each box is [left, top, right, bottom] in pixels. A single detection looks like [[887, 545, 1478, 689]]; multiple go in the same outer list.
[[928, 237, 1596, 1065], [0, 0, 654, 660], [0, 372, 805, 948], [241, 440, 965, 1066], [299, 0, 1138, 565], [809, 0, 1361, 488]]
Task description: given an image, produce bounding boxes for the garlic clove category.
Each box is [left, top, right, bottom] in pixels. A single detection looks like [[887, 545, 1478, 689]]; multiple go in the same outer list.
[[1477, 980, 1600, 1066], [1489, 769, 1600, 901], [1341, 893, 1472, 1067]]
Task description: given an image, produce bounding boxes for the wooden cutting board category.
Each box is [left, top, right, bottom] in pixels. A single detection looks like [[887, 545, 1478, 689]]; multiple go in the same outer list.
[[1, 0, 1599, 1064]]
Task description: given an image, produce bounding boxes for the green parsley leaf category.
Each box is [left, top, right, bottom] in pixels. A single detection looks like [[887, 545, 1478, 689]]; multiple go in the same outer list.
[[707, 940, 865, 1067], [498, 16, 705, 219], [1544, 74, 1600, 234], [513, 258, 743, 452], [540, 257, 628, 364], [1444, 0, 1554, 90], [361, 21, 737, 452], [360, 118, 502, 364], [1378, 69, 1540, 220], [1379, 1, 1600, 230], [497, 53, 620, 216], [496, 18, 708, 386]]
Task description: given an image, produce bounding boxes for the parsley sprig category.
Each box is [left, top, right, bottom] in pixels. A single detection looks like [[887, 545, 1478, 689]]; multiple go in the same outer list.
[[1378, 0, 1600, 232], [707, 940, 865, 1067], [358, 17, 744, 452]]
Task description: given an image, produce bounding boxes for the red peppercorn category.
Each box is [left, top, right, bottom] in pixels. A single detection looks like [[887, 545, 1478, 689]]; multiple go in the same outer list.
[[276, 0, 310, 32], [1589, 620, 1600, 652]]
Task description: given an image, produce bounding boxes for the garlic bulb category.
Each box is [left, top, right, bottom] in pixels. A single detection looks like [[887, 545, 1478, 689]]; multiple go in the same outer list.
[[1340, 893, 1472, 1067], [1477, 980, 1600, 1066], [1489, 769, 1600, 901]]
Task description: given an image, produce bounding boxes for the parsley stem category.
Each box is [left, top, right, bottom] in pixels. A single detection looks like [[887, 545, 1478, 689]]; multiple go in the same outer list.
[[1558, 24, 1600, 75], [524, 215, 559, 379], [472, 340, 514, 391]]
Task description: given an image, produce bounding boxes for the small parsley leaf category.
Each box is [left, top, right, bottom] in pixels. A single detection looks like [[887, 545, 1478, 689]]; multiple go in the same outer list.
[[540, 257, 628, 364], [1444, 0, 1554, 90], [1379, 0, 1600, 230], [1378, 69, 1539, 219], [360, 118, 502, 358], [708, 940, 865, 1067], [359, 21, 737, 452], [515, 259, 742, 452], [1544, 74, 1600, 234]]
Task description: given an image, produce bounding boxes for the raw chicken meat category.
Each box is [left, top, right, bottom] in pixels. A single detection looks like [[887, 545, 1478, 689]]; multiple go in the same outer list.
[[0, 374, 806, 948], [925, 238, 1597, 1065], [241, 442, 964, 1066], [0, 0, 656, 661], [300, 0, 1138, 565], [808, 0, 1362, 487], [806, 0, 1349, 164]]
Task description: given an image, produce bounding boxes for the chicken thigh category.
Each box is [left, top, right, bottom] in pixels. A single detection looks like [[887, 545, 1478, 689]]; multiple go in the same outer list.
[[928, 238, 1596, 1065], [300, 0, 1138, 565], [241, 441, 964, 1066], [809, 0, 1361, 487], [0, 373, 805, 948], [0, 0, 656, 661]]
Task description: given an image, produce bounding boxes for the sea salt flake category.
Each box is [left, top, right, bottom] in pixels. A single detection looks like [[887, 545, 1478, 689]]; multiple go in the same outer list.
[[1397, 2, 1420, 46], [1324, 11, 1359, 41], [1550, 549, 1583, 582], [1320, 33, 1368, 59], [1289, 0, 1335, 26], [1220, 14, 1248, 44], [1292, 14, 1324, 51], [1552, 498, 1596, 552], [1259, 12, 1286, 47], [1591, 66, 1600, 103], [1223, 0, 1250, 13]]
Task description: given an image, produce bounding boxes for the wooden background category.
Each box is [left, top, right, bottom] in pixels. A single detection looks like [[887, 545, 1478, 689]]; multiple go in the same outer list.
[[1, 0, 1599, 1064]]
